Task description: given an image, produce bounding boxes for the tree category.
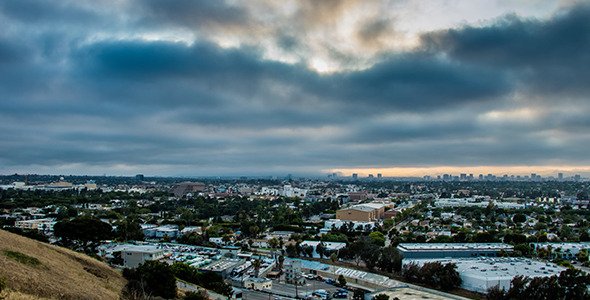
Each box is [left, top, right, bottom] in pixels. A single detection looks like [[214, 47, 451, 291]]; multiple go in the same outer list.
[[53, 216, 112, 254], [576, 249, 589, 262], [558, 268, 590, 299], [253, 259, 261, 277], [316, 241, 327, 259], [402, 262, 421, 282], [171, 262, 197, 283], [184, 291, 209, 300], [338, 274, 347, 287], [379, 246, 403, 273], [513, 213, 526, 223], [286, 243, 298, 257], [269, 237, 279, 259], [125, 260, 177, 299], [368, 231, 386, 247], [438, 263, 462, 291], [352, 289, 365, 300], [114, 218, 144, 241], [302, 245, 314, 258], [486, 285, 506, 300], [278, 255, 285, 270], [372, 294, 389, 300], [504, 276, 530, 300]]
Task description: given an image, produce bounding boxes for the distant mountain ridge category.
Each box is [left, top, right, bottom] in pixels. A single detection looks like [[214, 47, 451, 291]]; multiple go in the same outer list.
[[0, 229, 126, 300]]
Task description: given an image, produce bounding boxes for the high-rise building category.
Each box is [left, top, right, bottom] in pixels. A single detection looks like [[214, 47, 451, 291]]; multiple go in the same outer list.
[[558, 173, 563, 180], [352, 173, 358, 180], [377, 173, 382, 179], [136, 174, 144, 181], [460, 173, 467, 180]]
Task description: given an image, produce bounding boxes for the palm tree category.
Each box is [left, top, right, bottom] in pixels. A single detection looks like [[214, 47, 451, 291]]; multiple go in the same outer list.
[[278, 255, 285, 270], [330, 253, 338, 276], [269, 237, 279, 260], [253, 259, 261, 278]]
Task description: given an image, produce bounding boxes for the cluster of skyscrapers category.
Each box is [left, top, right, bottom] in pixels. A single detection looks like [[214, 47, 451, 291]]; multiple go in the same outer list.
[[422, 173, 582, 181]]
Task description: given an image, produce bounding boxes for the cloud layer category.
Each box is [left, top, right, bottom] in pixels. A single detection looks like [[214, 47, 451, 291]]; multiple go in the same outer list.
[[1, 0, 589, 176]]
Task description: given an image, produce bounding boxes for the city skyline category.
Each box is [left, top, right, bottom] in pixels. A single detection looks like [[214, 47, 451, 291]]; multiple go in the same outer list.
[[1, 1, 590, 177]]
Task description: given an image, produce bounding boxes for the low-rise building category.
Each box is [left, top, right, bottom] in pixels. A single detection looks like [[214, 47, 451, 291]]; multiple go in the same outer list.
[[143, 225, 179, 239], [284, 260, 305, 285], [403, 257, 566, 294], [171, 182, 206, 197], [532, 242, 590, 260], [397, 243, 514, 259], [336, 203, 389, 222], [300, 240, 346, 258], [200, 258, 244, 278], [366, 286, 469, 300], [324, 219, 377, 231], [243, 276, 272, 290], [118, 245, 165, 268], [15, 218, 56, 232]]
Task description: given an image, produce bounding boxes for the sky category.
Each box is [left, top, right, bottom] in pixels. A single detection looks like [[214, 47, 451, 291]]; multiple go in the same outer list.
[[1, 0, 590, 178]]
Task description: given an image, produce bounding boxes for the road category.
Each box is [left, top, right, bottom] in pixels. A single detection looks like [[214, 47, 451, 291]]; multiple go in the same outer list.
[[177, 280, 226, 300]]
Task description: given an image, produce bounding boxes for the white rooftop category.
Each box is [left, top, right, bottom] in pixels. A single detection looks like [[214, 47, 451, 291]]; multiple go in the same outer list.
[[405, 257, 566, 280], [398, 243, 513, 251]]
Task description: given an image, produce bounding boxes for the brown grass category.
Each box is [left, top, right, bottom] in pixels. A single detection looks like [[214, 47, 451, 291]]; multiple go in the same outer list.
[[0, 229, 126, 300], [0, 289, 53, 300]]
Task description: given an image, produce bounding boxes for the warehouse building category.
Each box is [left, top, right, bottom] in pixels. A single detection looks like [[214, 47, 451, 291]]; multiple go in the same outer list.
[[397, 243, 513, 259], [403, 257, 566, 294]]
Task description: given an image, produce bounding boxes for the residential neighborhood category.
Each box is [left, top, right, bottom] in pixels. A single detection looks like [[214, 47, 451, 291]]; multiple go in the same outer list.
[[2, 174, 590, 299]]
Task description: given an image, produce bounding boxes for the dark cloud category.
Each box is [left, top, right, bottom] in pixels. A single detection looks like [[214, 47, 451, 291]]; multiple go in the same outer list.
[[421, 2, 590, 96], [356, 18, 396, 49], [137, 0, 252, 32], [1, 1, 590, 175], [0, 0, 101, 25], [0, 38, 32, 67], [331, 55, 512, 111]]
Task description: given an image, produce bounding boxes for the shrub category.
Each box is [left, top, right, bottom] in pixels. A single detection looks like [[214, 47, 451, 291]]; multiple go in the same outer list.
[[0, 277, 6, 293], [2, 250, 42, 267]]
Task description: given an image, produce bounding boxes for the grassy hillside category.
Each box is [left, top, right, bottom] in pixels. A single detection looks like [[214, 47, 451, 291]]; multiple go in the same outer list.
[[0, 229, 126, 300]]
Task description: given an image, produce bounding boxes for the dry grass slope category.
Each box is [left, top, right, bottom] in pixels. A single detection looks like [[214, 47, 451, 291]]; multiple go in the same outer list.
[[0, 229, 126, 300]]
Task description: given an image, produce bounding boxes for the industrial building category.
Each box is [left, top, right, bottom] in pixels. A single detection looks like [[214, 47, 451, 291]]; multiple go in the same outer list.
[[14, 218, 56, 232], [284, 260, 305, 285], [300, 240, 346, 258], [199, 258, 245, 278], [403, 257, 566, 294], [171, 182, 206, 197], [243, 276, 272, 290], [366, 286, 469, 300], [532, 242, 590, 260], [336, 203, 390, 222], [397, 243, 513, 259], [116, 245, 165, 268]]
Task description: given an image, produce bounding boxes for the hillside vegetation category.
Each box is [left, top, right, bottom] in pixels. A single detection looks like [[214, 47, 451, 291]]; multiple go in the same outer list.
[[0, 229, 126, 300]]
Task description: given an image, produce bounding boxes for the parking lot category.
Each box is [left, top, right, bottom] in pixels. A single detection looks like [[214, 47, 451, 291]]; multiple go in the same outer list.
[[264, 275, 351, 300]]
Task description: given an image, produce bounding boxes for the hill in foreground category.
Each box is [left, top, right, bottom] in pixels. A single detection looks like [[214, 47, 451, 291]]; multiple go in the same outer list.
[[0, 229, 126, 300]]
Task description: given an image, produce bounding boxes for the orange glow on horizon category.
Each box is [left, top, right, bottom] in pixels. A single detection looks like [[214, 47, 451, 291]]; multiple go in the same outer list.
[[326, 165, 590, 177]]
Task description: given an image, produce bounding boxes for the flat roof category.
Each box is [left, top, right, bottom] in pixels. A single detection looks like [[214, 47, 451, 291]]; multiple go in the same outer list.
[[369, 287, 469, 300], [398, 243, 513, 251], [532, 242, 590, 251], [405, 257, 566, 280], [200, 258, 242, 272], [293, 259, 405, 289], [116, 245, 163, 254]]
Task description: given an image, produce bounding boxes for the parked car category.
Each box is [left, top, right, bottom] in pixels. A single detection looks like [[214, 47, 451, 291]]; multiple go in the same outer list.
[[332, 289, 348, 298]]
